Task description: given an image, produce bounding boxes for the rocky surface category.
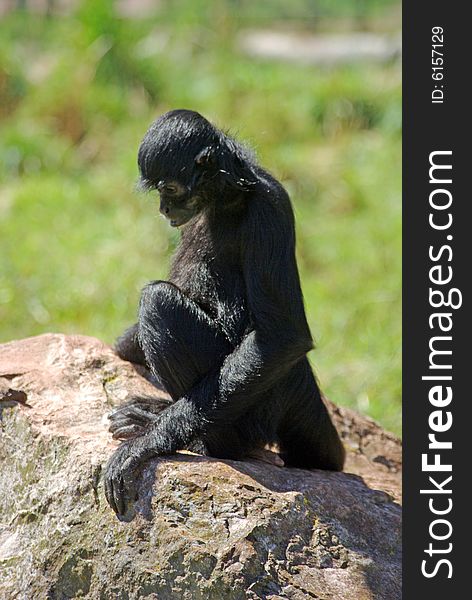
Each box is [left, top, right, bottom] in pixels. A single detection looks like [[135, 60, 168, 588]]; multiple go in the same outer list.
[[0, 334, 401, 599]]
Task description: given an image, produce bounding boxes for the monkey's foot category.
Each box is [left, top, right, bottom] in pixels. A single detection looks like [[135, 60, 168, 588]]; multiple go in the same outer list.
[[108, 396, 171, 440], [247, 447, 285, 467]]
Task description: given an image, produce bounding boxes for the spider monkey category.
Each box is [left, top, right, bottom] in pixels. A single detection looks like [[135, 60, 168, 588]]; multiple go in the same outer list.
[[104, 109, 345, 517]]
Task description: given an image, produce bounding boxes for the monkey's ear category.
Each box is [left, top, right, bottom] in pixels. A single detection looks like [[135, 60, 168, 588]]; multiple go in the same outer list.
[[195, 146, 215, 167], [218, 139, 258, 191]]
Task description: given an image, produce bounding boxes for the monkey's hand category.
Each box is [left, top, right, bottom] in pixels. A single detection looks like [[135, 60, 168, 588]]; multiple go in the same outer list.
[[104, 399, 201, 517], [104, 434, 157, 518]]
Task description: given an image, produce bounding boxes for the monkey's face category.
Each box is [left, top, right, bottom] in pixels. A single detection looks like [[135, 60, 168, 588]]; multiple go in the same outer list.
[[157, 180, 203, 227]]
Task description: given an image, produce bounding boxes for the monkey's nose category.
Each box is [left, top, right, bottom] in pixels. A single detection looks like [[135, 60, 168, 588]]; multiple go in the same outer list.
[[159, 204, 170, 216]]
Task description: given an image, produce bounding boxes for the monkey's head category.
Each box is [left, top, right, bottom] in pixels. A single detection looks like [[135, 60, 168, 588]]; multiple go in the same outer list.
[[138, 109, 257, 227]]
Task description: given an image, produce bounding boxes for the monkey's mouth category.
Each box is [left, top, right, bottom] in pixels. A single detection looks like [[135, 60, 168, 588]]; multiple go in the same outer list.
[[169, 214, 194, 228], [170, 219, 186, 227]]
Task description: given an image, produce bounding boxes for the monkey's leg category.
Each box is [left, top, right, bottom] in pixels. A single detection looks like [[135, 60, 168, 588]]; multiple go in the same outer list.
[[109, 280, 233, 441], [276, 359, 345, 471], [137, 280, 270, 459], [138, 280, 234, 399], [111, 280, 241, 452]]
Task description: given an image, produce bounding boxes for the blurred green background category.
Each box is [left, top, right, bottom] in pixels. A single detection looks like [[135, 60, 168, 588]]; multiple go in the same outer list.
[[0, 0, 401, 434]]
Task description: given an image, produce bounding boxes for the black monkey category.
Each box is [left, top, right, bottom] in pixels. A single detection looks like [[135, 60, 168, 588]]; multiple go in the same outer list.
[[104, 109, 345, 516]]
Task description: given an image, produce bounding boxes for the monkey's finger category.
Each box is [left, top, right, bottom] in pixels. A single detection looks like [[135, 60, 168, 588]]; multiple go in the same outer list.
[[272, 454, 285, 467], [108, 407, 146, 423], [108, 417, 129, 431], [108, 416, 142, 432], [112, 475, 126, 516], [111, 424, 144, 440], [108, 405, 156, 424], [114, 471, 139, 517], [104, 472, 118, 514], [112, 396, 170, 411], [124, 396, 171, 412]]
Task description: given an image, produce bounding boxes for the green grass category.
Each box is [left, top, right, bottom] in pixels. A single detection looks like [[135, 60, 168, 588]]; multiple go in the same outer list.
[[0, 3, 401, 435]]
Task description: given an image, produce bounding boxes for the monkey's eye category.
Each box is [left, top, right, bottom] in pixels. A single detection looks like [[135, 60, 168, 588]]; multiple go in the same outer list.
[[163, 184, 179, 195], [157, 181, 187, 198]]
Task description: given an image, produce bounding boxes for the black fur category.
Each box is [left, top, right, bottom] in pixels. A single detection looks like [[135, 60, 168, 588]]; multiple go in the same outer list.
[[105, 109, 345, 517]]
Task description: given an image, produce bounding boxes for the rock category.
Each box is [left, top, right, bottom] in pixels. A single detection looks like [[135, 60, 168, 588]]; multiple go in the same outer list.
[[0, 334, 401, 599]]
